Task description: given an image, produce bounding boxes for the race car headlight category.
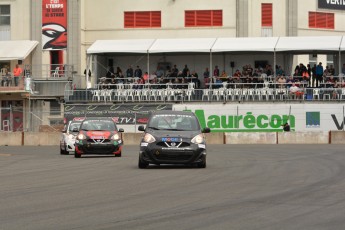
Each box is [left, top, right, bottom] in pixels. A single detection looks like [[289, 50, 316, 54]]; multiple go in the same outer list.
[[143, 133, 156, 143], [77, 133, 86, 140], [191, 134, 204, 144], [111, 133, 120, 141]]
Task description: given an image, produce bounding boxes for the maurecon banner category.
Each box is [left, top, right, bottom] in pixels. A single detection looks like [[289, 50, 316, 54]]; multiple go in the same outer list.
[[318, 0, 345, 10], [64, 104, 172, 124]]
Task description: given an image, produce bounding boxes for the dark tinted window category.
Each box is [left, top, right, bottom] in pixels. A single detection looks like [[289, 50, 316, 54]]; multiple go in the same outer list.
[[148, 114, 200, 131], [81, 120, 116, 131]]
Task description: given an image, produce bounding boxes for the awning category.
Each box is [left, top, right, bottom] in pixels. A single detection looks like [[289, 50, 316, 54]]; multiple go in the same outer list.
[[0, 40, 39, 61], [211, 37, 279, 52], [87, 39, 156, 54], [275, 36, 342, 52], [149, 38, 217, 53]]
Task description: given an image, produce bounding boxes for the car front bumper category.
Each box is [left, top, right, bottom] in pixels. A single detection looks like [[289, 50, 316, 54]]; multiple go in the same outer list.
[[139, 142, 206, 165], [75, 140, 122, 155]]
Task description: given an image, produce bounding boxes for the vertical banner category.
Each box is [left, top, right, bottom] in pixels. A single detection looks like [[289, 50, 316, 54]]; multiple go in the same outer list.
[[42, 0, 67, 50]]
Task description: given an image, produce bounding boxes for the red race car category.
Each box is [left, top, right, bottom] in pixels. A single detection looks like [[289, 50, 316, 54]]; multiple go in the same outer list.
[[74, 117, 124, 158]]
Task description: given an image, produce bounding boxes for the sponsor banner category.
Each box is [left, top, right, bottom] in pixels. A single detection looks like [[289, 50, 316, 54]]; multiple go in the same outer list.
[[42, 0, 67, 50], [64, 104, 172, 124], [173, 103, 345, 132], [318, 0, 345, 10]]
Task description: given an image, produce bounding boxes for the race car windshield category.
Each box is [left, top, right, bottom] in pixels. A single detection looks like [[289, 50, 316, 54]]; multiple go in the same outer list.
[[80, 120, 116, 131], [148, 114, 200, 131], [69, 122, 81, 132]]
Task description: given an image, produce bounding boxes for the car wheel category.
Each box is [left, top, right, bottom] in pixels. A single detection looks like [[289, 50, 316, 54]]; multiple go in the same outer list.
[[138, 157, 149, 169], [197, 157, 206, 168], [74, 152, 81, 158], [115, 152, 122, 157], [60, 147, 65, 155]]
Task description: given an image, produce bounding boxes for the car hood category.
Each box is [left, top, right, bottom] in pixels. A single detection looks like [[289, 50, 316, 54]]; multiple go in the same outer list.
[[148, 130, 201, 139]]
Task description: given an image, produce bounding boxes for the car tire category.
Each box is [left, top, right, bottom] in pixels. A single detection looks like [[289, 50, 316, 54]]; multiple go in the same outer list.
[[74, 152, 81, 158], [197, 157, 206, 168], [60, 148, 65, 155], [115, 152, 122, 157], [138, 157, 149, 169]]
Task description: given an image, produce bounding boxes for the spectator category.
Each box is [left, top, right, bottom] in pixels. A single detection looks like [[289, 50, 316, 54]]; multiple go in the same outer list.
[[156, 65, 164, 79], [13, 64, 22, 87], [277, 75, 286, 88], [203, 67, 210, 87], [342, 63, 345, 75], [213, 65, 220, 77], [171, 64, 178, 77], [311, 64, 317, 87], [315, 62, 324, 88], [106, 65, 115, 79], [142, 72, 149, 83], [182, 64, 189, 77], [282, 122, 290, 132], [134, 65, 142, 79], [191, 71, 200, 88], [126, 65, 133, 79]]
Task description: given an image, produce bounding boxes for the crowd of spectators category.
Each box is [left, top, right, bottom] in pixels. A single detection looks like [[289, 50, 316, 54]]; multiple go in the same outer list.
[[100, 62, 345, 93]]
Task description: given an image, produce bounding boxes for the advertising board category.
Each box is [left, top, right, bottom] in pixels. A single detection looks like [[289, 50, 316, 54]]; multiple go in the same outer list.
[[173, 103, 345, 132], [64, 103, 172, 125]]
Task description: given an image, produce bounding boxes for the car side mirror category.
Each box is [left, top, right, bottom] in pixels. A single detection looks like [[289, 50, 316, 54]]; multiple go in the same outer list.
[[72, 128, 79, 132], [118, 128, 124, 132], [202, 127, 211, 133], [138, 125, 145, 131]]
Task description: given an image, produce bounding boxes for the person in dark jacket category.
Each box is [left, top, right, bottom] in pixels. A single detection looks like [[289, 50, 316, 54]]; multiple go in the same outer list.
[[282, 122, 290, 132]]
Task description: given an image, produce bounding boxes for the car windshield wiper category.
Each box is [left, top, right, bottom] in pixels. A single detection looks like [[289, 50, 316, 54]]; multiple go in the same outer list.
[[165, 128, 184, 131], [148, 126, 160, 130], [80, 128, 89, 131]]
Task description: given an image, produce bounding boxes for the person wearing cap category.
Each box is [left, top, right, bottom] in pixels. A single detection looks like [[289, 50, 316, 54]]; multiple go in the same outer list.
[[282, 122, 290, 132], [315, 62, 324, 88]]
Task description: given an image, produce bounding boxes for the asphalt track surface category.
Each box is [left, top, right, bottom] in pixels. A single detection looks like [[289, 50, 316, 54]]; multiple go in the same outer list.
[[1, 145, 345, 230]]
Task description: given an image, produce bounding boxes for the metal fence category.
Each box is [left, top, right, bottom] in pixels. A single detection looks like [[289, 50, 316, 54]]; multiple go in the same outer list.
[[64, 82, 345, 103]]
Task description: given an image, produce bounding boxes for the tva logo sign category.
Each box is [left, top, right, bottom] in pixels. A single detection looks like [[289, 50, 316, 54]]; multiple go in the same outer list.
[[331, 114, 345, 130]]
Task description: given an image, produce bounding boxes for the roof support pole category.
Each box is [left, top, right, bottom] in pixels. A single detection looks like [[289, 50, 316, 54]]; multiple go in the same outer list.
[[209, 51, 212, 89], [147, 52, 150, 76]]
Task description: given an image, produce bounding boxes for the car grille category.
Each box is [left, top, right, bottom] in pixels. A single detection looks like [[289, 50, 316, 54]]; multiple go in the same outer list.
[[153, 150, 194, 162], [156, 141, 190, 148], [87, 139, 111, 143]]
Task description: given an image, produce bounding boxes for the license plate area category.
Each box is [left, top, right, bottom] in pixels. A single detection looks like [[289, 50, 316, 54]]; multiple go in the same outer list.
[[161, 137, 181, 142]]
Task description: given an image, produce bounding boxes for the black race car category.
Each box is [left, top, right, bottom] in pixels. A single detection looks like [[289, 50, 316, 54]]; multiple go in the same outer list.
[[74, 117, 124, 158], [138, 110, 210, 168]]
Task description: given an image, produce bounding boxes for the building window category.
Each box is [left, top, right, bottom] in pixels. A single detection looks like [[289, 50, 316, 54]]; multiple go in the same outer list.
[[261, 3, 272, 27], [124, 11, 161, 28], [0, 5, 10, 26], [185, 10, 222, 27], [309, 12, 334, 29]]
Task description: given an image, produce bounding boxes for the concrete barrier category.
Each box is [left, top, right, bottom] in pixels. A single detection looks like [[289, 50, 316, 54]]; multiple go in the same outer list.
[[0, 131, 342, 146], [24, 132, 61, 146], [330, 131, 345, 144], [205, 132, 224, 144], [122, 133, 143, 145], [225, 132, 277, 144], [278, 131, 329, 144], [0, 132, 22, 146]]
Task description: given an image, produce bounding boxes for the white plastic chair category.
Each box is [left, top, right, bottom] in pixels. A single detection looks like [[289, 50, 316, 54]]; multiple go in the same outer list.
[[313, 88, 320, 100], [52, 67, 60, 77], [202, 88, 210, 101], [92, 90, 101, 102]]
